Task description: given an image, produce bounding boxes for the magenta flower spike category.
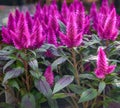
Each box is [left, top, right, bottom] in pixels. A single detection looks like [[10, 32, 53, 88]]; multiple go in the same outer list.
[[59, 13, 82, 48], [76, 2, 85, 34], [2, 13, 15, 44], [15, 9, 20, 24], [90, 2, 98, 31], [97, 8, 118, 40], [47, 27, 57, 47], [95, 47, 116, 79], [30, 18, 45, 49], [48, 14, 58, 33], [10, 13, 30, 49], [101, 0, 109, 7], [61, 0, 69, 24], [26, 11, 33, 34], [44, 66, 54, 87]]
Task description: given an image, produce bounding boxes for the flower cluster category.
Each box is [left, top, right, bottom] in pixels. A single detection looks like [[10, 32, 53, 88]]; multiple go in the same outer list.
[[1, 0, 118, 81]]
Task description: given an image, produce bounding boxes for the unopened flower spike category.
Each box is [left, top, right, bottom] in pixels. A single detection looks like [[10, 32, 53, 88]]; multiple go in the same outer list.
[[44, 66, 54, 87]]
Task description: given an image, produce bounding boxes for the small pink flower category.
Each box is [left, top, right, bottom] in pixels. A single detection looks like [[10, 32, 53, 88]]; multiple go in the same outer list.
[[95, 47, 116, 79], [44, 66, 54, 87]]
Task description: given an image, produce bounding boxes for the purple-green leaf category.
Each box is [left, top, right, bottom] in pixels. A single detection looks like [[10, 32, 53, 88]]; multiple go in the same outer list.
[[21, 93, 36, 108], [53, 75, 74, 94], [35, 79, 52, 98]]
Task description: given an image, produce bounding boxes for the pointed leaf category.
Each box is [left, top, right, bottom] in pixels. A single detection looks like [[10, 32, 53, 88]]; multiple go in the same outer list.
[[78, 88, 98, 103], [3, 60, 16, 72], [3, 68, 24, 83], [58, 20, 66, 34], [52, 93, 73, 99], [53, 75, 74, 94], [98, 81, 106, 94], [29, 59, 38, 71], [35, 79, 52, 98], [21, 93, 36, 108], [52, 57, 67, 70]]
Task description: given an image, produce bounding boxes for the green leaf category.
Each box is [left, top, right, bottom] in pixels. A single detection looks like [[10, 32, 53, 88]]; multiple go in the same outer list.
[[53, 75, 74, 94], [69, 84, 86, 95], [0, 102, 14, 108], [35, 79, 52, 98], [3, 68, 24, 83], [3, 60, 16, 72], [21, 93, 36, 108], [52, 57, 67, 70], [98, 81, 106, 94], [30, 70, 42, 79], [78, 88, 98, 103], [29, 59, 38, 71], [79, 74, 97, 80], [52, 93, 73, 99], [58, 20, 66, 34], [8, 80, 19, 90]]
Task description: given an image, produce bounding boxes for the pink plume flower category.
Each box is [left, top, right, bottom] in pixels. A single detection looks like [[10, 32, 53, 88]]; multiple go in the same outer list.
[[59, 13, 82, 48], [44, 66, 54, 87], [95, 47, 116, 79], [47, 27, 57, 47], [26, 11, 33, 34], [76, 2, 85, 34], [97, 8, 118, 40], [2, 13, 15, 44], [15, 9, 20, 24], [10, 13, 30, 49], [90, 2, 99, 31], [61, 0, 69, 24], [30, 18, 45, 49]]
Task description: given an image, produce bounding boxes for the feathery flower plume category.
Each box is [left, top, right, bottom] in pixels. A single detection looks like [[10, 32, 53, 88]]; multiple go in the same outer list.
[[26, 11, 33, 34], [95, 47, 116, 79], [59, 13, 82, 47], [2, 13, 15, 44], [30, 18, 45, 49], [76, 2, 85, 34], [97, 8, 118, 40], [10, 13, 30, 49], [61, 0, 69, 24], [90, 2, 98, 31], [15, 9, 20, 24], [44, 66, 54, 86]]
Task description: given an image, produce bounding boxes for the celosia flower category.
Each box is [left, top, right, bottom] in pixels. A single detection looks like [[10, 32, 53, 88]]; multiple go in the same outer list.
[[97, 8, 118, 40], [44, 66, 54, 86], [10, 13, 30, 49], [48, 8, 59, 33], [2, 13, 15, 44], [90, 2, 98, 31], [26, 11, 33, 34], [61, 0, 69, 24], [15, 9, 20, 24], [95, 47, 116, 79], [59, 13, 82, 48], [47, 27, 57, 46], [76, 2, 85, 34], [30, 18, 45, 49]]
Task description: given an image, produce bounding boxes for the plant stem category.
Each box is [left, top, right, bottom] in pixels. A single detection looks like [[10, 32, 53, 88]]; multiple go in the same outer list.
[[66, 87, 79, 108], [71, 48, 80, 86], [24, 49, 30, 92]]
